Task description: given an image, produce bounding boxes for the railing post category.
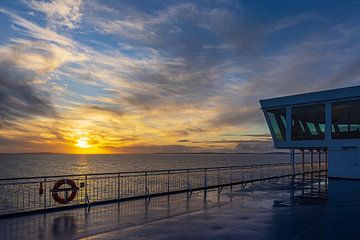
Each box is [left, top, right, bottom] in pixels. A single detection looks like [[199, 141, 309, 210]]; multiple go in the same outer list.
[[85, 174, 88, 203], [43, 177, 47, 209], [217, 168, 220, 187], [204, 168, 207, 190], [117, 173, 120, 200], [187, 169, 190, 192], [167, 170, 170, 193], [144, 171, 148, 197]]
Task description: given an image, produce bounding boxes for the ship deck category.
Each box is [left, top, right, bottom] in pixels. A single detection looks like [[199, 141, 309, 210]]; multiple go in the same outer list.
[[1, 174, 360, 240]]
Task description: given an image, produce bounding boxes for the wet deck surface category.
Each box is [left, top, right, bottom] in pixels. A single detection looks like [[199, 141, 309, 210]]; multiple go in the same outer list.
[[1, 174, 360, 240]]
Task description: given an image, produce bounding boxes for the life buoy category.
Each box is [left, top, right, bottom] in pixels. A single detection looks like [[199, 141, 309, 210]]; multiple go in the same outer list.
[[51, 179, 78, 204]]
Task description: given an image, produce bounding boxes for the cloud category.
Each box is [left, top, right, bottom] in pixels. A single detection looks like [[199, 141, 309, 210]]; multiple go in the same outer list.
[[0, 40, 85, 73], [1, 1, 360, 153], [327, 57, 360, 86], [78, 104, 124, 118], [106, 144, 200, 154], [234, 141, 277, 153], [269, 12, 319, 33], [28, 0, 82, 29], [0, 60, 55, 126], [221, 133, 271, 138], [0, 38, 84, 128], [0, 8, 76, 47], [208, 107, 265, 128], [86, 3, 261, 113]]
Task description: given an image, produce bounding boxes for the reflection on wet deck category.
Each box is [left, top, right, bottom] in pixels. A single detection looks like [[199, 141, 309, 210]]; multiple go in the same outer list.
[[2, 173, 360, 240]]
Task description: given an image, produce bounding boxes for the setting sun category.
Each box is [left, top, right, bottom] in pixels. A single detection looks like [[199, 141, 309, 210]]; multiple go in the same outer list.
[[76, 137, 90, 149]]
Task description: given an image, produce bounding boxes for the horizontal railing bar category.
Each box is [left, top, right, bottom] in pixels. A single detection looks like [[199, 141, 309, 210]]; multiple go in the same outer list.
[[0, 169, 327, 219], [0, 162, 296, 181]]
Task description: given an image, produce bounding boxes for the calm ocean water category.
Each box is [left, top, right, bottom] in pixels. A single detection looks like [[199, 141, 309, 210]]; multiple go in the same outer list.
[[0, 153, 291, 179]]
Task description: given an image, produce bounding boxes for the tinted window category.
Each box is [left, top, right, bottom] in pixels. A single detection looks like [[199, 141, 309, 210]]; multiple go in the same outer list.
[[332, 100, 360, 139], [266, 108, 286, 141], [291, 104, 325, 140]]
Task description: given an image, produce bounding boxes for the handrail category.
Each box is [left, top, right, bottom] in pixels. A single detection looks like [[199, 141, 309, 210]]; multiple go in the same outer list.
[[0, 162, 292, 181], [0, 161, 327, 217]]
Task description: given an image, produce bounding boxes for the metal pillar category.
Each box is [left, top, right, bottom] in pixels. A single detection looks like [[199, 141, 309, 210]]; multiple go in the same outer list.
[[310, 149, 314, 172], [290, 148, 295, 176], [318, 149, 321, 172], [325, 149, 328, 171], [301, 149, 305, 174]]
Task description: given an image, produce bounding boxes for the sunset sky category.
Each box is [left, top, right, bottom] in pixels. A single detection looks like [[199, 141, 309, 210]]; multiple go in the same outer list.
[[0, 0, 359, 153]]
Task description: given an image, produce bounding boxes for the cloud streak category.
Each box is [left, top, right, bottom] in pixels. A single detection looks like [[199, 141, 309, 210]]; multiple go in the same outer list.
[[28, 0, 82, 29], [0, 1, 359, 153], [0, 60, 55, 127]]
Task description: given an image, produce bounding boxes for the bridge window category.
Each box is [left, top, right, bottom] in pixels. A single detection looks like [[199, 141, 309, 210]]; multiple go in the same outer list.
[[291, 104, 325, 140], [332, 99, 360, 139], [266, 108, 286, 141]]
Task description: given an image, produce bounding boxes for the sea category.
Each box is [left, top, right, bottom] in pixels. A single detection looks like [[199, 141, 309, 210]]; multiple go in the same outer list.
[[0, 153, 292, 179]]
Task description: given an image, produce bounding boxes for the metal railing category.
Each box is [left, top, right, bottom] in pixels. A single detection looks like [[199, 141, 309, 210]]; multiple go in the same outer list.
[[0, 162, 327, 217]]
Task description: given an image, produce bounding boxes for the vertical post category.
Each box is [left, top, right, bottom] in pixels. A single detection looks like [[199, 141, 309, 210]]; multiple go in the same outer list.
[[117, 173, 120, 200], [325, 149, 328, 172], [230, 167, 233, 189], [301, 149, 305, 174], [318, 149, 321, 172], [43, 177, 47, 209], [325, 102, 332, 141], [310, 149, 314, 172], [85, 174, 88, 203], [167, 170, 170, 193], [203, 168, 208, 200], [286, 106, 292, 143], [144, 171, 148, 197], [187, 169, 190, 192], [290, 148, 295, 176], [204, 169, 207, 190], [217, 168, 220, 187], [325, 101, 331, 174]]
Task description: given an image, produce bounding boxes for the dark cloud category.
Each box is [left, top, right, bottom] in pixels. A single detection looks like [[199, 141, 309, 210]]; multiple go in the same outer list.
[[94, 4, 267, 111], [106, 144, 200, 153], [221, 133, 271, 138], [234, 140, 277, 153], [208, 107, 265, 127], [0, 61, 55, 127], [192, 139, 270, 144], [82, 104, 124, 116], [171, 127, 206, 137]]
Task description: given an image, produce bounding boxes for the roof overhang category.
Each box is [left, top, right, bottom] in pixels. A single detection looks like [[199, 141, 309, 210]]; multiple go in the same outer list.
[[260, 85, 360, 109]]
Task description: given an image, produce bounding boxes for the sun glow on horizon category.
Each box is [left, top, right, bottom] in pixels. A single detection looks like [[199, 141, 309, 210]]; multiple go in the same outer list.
[[76, 137, 90, 149]]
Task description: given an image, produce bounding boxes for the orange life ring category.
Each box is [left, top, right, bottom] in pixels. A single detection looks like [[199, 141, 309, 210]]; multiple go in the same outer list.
[[51, 179, 78, 204]]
